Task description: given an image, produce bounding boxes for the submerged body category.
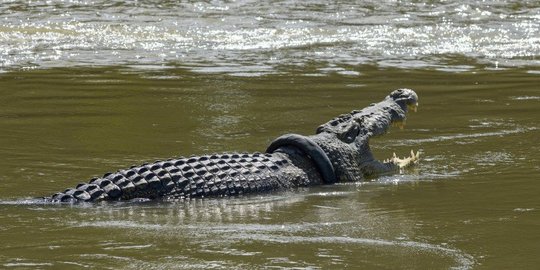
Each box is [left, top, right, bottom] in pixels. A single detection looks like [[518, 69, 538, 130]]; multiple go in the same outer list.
[[47, 89, 419, 203]]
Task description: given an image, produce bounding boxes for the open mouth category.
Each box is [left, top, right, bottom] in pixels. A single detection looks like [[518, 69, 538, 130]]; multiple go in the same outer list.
[[392, 102, 419, 130], [387, 102, 420, 169]]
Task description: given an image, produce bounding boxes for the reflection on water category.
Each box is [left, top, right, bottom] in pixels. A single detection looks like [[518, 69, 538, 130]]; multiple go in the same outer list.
[[1, 1, 539, 73], [1, 190, 474, 269], [1, 2, 539, 269], [0, 63, 539, 268]]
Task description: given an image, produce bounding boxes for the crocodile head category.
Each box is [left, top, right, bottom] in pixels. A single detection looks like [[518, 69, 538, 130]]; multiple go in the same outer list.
[[316, 88, 418, 140], [311, 88, 419, 181]]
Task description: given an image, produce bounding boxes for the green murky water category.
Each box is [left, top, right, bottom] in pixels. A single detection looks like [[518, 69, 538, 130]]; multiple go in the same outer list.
[[1, 1, 540, 269], [1, 65, 539, 269]]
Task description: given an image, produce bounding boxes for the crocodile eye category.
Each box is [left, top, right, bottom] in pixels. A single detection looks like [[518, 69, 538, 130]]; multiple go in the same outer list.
[[338, 123, 360, 143]]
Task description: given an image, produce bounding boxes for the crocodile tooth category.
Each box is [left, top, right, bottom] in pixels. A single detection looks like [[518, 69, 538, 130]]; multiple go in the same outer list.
[[409, 103, 418, 112]]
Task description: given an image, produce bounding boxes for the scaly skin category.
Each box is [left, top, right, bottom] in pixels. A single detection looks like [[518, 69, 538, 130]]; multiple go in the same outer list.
[[46, 89, 419, 203]]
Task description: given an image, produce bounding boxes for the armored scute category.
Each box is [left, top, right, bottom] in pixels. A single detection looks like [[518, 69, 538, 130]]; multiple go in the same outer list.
[[47, 89, 420, 203]]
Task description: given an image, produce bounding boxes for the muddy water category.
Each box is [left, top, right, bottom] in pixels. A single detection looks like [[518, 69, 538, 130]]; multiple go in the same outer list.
[[0, 65, 539, 269], [1, 0, 540, 269]]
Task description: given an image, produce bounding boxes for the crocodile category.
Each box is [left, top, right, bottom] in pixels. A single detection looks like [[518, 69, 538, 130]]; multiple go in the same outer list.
[[46, 88, 419, 203]]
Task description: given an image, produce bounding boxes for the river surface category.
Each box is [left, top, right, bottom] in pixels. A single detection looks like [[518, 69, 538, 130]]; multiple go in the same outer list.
[[1, 1, 540, 269]]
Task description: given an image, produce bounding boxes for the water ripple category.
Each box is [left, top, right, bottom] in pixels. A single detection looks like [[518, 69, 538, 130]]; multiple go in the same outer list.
[[229, 234, 475, 270], [395, 126, 537, 146], [1, 1, 539, 73]]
